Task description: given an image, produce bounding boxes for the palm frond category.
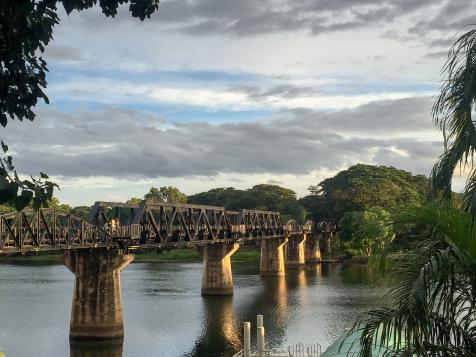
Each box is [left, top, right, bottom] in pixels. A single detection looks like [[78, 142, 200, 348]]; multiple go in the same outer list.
[[430, 27, 476, 203], [463, 168, 476, 214], [350, 203, 476, 356], [353, 242, 476, 356]]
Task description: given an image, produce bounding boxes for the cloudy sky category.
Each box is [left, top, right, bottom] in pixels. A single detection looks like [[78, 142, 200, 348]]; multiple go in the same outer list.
[[4, 0, 476, 205]]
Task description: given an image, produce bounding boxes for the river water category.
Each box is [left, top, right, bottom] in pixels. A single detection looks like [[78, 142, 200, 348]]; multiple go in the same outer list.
[[0, 261, 383, 356]]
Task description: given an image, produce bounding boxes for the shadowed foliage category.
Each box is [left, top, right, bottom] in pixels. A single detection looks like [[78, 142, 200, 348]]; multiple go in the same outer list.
[[352, 203, 476, 356], [0, 0, 159, 210], [430, 28, 476, 213]]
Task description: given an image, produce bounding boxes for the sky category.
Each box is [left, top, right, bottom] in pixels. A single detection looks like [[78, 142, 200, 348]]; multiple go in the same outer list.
[[4, 0, 476, 206]]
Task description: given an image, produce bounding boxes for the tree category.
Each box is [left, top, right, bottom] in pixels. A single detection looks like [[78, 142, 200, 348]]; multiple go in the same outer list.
[[338, 208, 394, 256], [352, 203, 476, 356], [126, 197, 142, 205], [144, 186, 187, 203], [350, 29, 476, 355], [0, 142, 58, 210], [430, 28, 476, 213], [303, 164, 428, 222], [47, 197, 71, 211], [188, 184, 307, 222], [71, 205, 90, 219], [0, 0, 159, 210]]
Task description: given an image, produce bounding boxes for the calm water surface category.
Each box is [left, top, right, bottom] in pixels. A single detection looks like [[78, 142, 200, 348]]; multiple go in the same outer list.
[[0, 261, 383, 356]]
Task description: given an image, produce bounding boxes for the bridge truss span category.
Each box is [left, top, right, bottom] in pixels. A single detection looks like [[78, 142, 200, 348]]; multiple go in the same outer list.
[[0, 200, 335, 254], [0, 209, 111, 253]]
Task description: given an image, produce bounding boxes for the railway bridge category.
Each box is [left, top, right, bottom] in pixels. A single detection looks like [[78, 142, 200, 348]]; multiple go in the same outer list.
[[0, 200, 336, 342]]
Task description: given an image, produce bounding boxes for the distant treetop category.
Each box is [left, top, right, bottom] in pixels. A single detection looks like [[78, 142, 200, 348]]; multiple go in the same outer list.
[[303, 164, 428, 221]]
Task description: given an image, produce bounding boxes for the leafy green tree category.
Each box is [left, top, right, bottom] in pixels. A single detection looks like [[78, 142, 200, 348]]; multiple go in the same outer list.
[[0, 0, 159, 210], [188, 184, 307, 222], [1, 0, 159, 127], [353, 203, 476, 356], [188, 187, 252, 210], [47, 197, 71, 211], [126, 197, 142, 205], [144, 186, 187, 203], [303, 164, 427, 222], [71, 205, 90, 219], [0, 142, 58, 210], [339, 208, 394, 256]]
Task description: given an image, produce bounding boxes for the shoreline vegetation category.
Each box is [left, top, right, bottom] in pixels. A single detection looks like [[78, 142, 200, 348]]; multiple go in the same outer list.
[[0, 248, 262, 264]]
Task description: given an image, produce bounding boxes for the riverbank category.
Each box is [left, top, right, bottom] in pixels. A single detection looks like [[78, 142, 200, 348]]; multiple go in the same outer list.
[[0, 248, 262, 264]]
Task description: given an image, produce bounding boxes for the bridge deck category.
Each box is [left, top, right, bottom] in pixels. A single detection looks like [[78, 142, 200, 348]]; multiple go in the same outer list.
[[0, 200, 333, 254]]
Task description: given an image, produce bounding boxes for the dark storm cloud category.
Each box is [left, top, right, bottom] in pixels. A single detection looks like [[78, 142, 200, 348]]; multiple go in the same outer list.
[[3, 96, 441, 179]]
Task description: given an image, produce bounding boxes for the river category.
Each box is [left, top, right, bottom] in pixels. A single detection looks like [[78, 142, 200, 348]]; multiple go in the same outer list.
[[0, 260, 383, 356]]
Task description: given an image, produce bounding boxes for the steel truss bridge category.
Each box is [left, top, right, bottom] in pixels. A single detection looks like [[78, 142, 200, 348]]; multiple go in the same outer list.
[[0, 200, 335, 254]]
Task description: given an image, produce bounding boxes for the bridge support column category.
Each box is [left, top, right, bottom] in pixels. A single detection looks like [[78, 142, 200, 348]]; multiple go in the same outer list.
[[260, 237, 287, 276], [199, 242, 239, 295], [63, 247, 134, 342], [325, 233, 332, 259], [305, 235, 321, 263], [285, 233, 306, 267]]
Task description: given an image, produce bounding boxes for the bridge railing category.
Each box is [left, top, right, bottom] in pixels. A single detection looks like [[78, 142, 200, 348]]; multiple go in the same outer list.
[[0, 201, 337, 253], [0, 209, 112, 253]]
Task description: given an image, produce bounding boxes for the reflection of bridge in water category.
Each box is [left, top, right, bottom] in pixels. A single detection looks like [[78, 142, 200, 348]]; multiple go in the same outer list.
[[0, 200, 336, 344]]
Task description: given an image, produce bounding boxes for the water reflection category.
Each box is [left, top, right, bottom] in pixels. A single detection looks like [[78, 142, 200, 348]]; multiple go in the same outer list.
[[70, 341, 123, 357], [0, 261, 383, 357], [186, 296, 240, 356]]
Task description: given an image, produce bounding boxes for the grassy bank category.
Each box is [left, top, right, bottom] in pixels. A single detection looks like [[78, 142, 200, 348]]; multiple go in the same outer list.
[[0, 251, 63, 263], [0, 248, 261, 264], [133, 248, 261, 264]]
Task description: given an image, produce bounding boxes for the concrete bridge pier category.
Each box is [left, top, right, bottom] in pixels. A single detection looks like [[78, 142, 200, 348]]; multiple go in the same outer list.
[[260, 237, 287, 276], [63, 247, 134, 342], [285, 233, 306, 267], [304, 234, 321, 263], [198, 242, 239, 295], [325, 233, 332, 259]]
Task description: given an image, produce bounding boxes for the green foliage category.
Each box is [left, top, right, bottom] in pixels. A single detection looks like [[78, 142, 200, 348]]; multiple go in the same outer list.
[[0, 0, 159, 211], [0, 143, 58, 210], [353, 203, 476, 356], [339, 208, 394, 256], [303, 164, 427, 222], [70, 205, 90, 218], [187, 187, 249, 210], [47, 197, 71, 211], [188, 184, 307, 222], [144, 186, 187, 203], [126, 197, 142, 205], [0, 0, 159, 127], [430, 28, 476, 214]]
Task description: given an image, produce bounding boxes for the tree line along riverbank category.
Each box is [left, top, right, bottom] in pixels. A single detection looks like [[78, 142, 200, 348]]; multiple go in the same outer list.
[[0, 248, 262, 264]]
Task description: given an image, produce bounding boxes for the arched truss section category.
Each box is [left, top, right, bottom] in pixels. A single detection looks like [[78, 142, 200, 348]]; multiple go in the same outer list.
[[132, 201, 233, 243], [285, 219, 300, 234], [303, 220, 317, 233], [0, 209, 111, 253], [235, 209, 283, 238], [87, 201, 284, 244], [316, 221, 329, 232]]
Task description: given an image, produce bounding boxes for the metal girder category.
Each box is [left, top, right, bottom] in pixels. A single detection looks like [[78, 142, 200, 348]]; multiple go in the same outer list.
[[0, 200, 337, 254], [0, 209, 111, 253]]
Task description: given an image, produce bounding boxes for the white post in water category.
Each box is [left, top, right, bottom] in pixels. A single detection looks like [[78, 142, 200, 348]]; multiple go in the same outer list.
[[257, 314, 263, 330], [257, 326, 265, 356], [244, 322, 251, 357]]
